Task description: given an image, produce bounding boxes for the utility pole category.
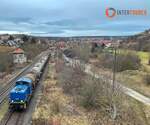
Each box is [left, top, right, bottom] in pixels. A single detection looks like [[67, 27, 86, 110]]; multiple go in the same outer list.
[[110, 42, 118, 120], [112, 40, 120, 92], [112, 47, 117, 92]]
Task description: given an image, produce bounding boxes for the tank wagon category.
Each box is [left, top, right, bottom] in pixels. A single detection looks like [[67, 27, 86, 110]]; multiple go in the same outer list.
[[9, 55, 49, 109]]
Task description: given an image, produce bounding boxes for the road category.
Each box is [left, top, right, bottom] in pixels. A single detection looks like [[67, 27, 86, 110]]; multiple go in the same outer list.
[[63, 55, 150, 106]]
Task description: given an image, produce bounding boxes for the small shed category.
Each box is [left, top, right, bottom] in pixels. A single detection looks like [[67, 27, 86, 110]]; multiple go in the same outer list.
[[12, 48, 27, 64]]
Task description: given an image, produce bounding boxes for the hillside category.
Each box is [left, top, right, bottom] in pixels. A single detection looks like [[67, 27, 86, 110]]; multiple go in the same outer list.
[[121, 29, 150, 51]]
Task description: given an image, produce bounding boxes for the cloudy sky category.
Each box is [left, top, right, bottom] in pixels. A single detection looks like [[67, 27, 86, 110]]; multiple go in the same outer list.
[[0, 0, 149, 36]]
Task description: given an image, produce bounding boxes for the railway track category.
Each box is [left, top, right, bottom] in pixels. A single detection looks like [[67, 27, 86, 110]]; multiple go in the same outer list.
[[0, 51, 50, 106], [0, 52, 50, 125], [0, 109, 25, 125]]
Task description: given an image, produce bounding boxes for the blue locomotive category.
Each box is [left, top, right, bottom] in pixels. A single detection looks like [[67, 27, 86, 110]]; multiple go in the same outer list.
[[9, 56, 49, 110], [9, 77, 33, 109]]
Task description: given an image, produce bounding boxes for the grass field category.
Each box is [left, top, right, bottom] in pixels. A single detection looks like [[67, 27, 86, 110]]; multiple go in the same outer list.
[[137, 51, 149, 64]]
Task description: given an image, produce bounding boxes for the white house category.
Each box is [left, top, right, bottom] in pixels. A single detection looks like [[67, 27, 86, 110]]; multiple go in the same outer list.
[[12, 48, 27, 64]]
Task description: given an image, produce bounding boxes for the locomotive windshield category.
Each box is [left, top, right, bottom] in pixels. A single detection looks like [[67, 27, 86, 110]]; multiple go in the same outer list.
[[14, 87, 24, 92], [16, 81, 30, 85]]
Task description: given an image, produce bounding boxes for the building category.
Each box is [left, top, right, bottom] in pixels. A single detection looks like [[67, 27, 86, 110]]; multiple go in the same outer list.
[[91, 40, 112, 48], [12, 48, 27, 64]]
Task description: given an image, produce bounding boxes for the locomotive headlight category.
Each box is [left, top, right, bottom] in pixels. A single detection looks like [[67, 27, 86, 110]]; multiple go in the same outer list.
[[11, 100, 14, 102], [21, 100, 23, 102]]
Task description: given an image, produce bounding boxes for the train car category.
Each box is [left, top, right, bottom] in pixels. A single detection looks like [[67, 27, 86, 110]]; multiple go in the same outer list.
[[24, 73, 36, 89], [9, 77, 33, 109], [9, 55, 49, 110], [30, 66, 41, 80]]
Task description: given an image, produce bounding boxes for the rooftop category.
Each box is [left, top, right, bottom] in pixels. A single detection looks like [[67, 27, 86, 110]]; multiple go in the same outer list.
[[12, 48, 24, 54]]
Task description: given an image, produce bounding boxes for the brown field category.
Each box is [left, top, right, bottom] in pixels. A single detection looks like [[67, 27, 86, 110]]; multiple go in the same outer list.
[[0, 46, 15, 53], [32, 60, 150, 125]]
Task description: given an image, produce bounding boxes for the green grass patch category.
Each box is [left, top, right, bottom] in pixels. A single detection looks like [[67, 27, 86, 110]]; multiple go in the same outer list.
[[137, 51, 149, 64]]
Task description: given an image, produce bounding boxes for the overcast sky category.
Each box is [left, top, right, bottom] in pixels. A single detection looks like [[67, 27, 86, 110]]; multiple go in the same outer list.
[[0, 0, 149, 36]]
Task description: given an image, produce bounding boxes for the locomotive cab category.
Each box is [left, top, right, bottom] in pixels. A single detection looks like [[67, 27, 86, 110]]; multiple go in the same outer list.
[[9, 77, 33, 110]]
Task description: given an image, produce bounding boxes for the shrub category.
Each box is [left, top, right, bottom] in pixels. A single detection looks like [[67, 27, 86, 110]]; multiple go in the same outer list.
[[117, 52, 141, 72], [0, 53, 13, 73], [64, 44, 91, 62], [21, 42, 48, 60], [79, 77, 110, 109], [72, 44, 91, 62], [98, 53, 114, 69], [58, 62, 148, 124], [142, 42, 150, 52], [90, 53, 98, 58], [144, 73, 150, 85], [98, 52, 141, 72], [58, 65, 114, 109], [58, 65, 85, 95]]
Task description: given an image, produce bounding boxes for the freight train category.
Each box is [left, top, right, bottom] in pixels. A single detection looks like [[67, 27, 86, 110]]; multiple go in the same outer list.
[[9, 55, 49, 110]]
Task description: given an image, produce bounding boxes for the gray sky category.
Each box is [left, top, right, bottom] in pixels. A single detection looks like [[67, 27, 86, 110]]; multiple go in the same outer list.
[[0, 0, 149, 36]]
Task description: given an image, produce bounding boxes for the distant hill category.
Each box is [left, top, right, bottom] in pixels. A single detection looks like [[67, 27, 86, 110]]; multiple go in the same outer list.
[[37, 36, 128, 41], [120, 29, 150, 51]]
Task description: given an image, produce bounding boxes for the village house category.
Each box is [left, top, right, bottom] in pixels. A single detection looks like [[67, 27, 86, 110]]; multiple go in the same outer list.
[[12, 48, 27, 64], [91, 40, 112, 48]]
